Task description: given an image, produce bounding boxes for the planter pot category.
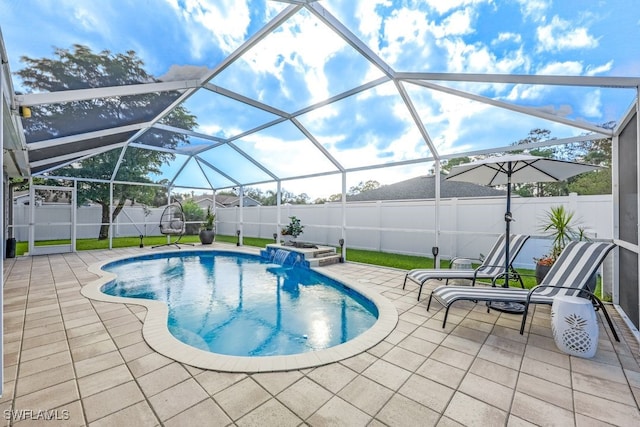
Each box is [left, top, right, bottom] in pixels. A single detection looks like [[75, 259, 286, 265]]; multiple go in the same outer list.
[[199, 229, 215, 245], [282, 235, 295, 245], [535, 263, 552, 285]]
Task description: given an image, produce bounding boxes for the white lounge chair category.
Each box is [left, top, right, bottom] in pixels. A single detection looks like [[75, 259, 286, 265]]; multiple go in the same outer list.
[[403, 234, 531, 300], [427, 241, 619, 341]]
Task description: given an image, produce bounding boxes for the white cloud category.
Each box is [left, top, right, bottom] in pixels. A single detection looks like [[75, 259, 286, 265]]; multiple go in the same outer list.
[[423, 0, 490, 15], [493, 32, 523, 45], [537, 61, 584, 75], [355, 0, 390, 44], [238, 12, 347, 105], [586, 61, 613, 76], [165, 0, 251, 58], [536, 16, 599, 52], [438, 7, 475, 36], [439, 38, 526, 74], [581, 89, 602, 117], [505, 84, 545, 101], [72, 6, 104, 34], [515, 0, 551, 22], [379, 8, 431, 65]]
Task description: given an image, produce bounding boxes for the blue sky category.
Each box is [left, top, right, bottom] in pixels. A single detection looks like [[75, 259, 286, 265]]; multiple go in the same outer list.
[[1, 0, 639, 198]]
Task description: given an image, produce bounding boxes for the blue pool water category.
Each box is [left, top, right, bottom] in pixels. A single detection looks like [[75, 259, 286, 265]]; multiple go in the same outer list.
[[101, 251, 378, 357]]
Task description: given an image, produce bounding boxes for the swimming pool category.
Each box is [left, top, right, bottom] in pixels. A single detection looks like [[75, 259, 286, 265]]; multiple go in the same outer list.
[[101, 251, 377, 357], [82, 247, 397, 372]]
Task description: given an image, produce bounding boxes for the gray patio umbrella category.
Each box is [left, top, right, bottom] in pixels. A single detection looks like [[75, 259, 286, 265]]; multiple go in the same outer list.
[[446, 154, 601, 311]]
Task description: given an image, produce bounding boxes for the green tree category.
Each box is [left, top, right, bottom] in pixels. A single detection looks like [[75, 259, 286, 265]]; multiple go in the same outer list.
[[511, 127, 613, 196], [348, 180, 381, 195], [324, 179, 381, 202], [442, 157, 472, 172], [567, 128, 613, 195], [511, 129, 565, 197], [17, 45, 197, 239], [181, 200, 205, 235]]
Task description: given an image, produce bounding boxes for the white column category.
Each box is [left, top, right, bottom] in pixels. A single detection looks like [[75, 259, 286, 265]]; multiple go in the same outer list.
[[72, 180, 77, 252], [0, 62, 4, 396], [434, 160, 441, 268], [108, 182, 113, 250], [238, 186, 244, 245], [341, 172, 347, 261], [277, 181, 282, 242]]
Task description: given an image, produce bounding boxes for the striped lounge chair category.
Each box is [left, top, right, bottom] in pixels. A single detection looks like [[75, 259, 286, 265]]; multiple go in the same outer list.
[[427, 241, 619, 341], [403, 234, 531, 300]]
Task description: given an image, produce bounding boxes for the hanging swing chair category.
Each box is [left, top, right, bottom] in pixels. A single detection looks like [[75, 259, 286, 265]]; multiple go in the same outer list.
[[153, 201, 194, 249]]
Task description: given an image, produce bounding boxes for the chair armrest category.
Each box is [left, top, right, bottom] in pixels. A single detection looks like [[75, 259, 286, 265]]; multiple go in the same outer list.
[[524, 284, 589, 303]]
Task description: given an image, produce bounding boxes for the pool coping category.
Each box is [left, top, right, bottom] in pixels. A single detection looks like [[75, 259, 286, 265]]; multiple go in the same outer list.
[[81, 245, 399, 373]]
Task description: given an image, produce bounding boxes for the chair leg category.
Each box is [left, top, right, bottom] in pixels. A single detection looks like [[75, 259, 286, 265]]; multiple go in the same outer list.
[[402, 274, 408, 290], [442, 306, 450, 328], [519, 303, 530, 335], [417, 282, 424, 301], [592, 297, 620, 342], [427, 293, 433, 311]]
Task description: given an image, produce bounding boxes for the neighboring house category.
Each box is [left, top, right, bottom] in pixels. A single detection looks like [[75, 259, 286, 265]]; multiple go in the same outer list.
[[191, 194, 261, 208], [13, 191, 72, 206], [346, 174, 507, 202]]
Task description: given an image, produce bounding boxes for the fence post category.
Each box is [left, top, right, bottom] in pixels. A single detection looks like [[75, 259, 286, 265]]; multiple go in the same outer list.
[[376, 200, 382, 252]]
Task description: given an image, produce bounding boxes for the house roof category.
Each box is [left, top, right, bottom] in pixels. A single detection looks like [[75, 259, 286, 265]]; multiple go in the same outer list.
[[346, 174, 506, 202]]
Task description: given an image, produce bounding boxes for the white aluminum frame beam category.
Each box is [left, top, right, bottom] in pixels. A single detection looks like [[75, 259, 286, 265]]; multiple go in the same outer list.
[[408, 79, 614, 137], [15, 80, 201, 107], [396, 72, 640, 88]]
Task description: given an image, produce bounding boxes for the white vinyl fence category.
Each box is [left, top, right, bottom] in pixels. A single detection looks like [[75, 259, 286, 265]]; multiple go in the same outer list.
[[13, 193, 612, 270], [215, 193, 612, 270]]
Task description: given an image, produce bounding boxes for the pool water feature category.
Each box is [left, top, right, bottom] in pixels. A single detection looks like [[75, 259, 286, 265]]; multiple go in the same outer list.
[[270, 248, 300, 266], [100, 251, 377, 358]]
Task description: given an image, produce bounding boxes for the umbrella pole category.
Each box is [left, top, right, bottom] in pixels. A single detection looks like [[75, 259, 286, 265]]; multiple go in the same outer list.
[[490, 162, 525, 314], [505, 169, 512, 288]]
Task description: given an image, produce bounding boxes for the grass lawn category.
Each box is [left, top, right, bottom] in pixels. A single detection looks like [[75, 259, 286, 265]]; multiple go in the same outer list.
[[17, 234, 608, 298]]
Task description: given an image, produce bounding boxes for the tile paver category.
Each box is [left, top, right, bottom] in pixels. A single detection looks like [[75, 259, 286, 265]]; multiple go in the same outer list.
[[212, 377, 270, 421], [277, 377, 333, 420], [307, 396, 372, 427], [89, 401, 159, 427], [148, 378, 209, 421], [236, 399, 302, 427], [2, 245, 639, 426]]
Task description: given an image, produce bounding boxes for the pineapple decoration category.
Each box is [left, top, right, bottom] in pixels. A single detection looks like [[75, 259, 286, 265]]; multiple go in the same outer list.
[[551, 297, 599, 358], [560, 313, 592, 354]]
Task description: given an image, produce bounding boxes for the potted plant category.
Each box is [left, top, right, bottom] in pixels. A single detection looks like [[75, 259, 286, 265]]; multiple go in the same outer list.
[[281, 216, 304, 245], [199, 206, 216, 245], [535, 206, 591, 285]]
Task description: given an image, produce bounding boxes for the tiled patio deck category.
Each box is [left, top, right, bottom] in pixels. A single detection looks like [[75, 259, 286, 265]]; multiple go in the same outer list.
[[2, 243, 640, 426]]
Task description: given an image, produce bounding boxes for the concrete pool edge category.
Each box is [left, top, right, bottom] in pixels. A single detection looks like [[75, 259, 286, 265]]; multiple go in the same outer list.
[[81, 246, 399, 373]]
